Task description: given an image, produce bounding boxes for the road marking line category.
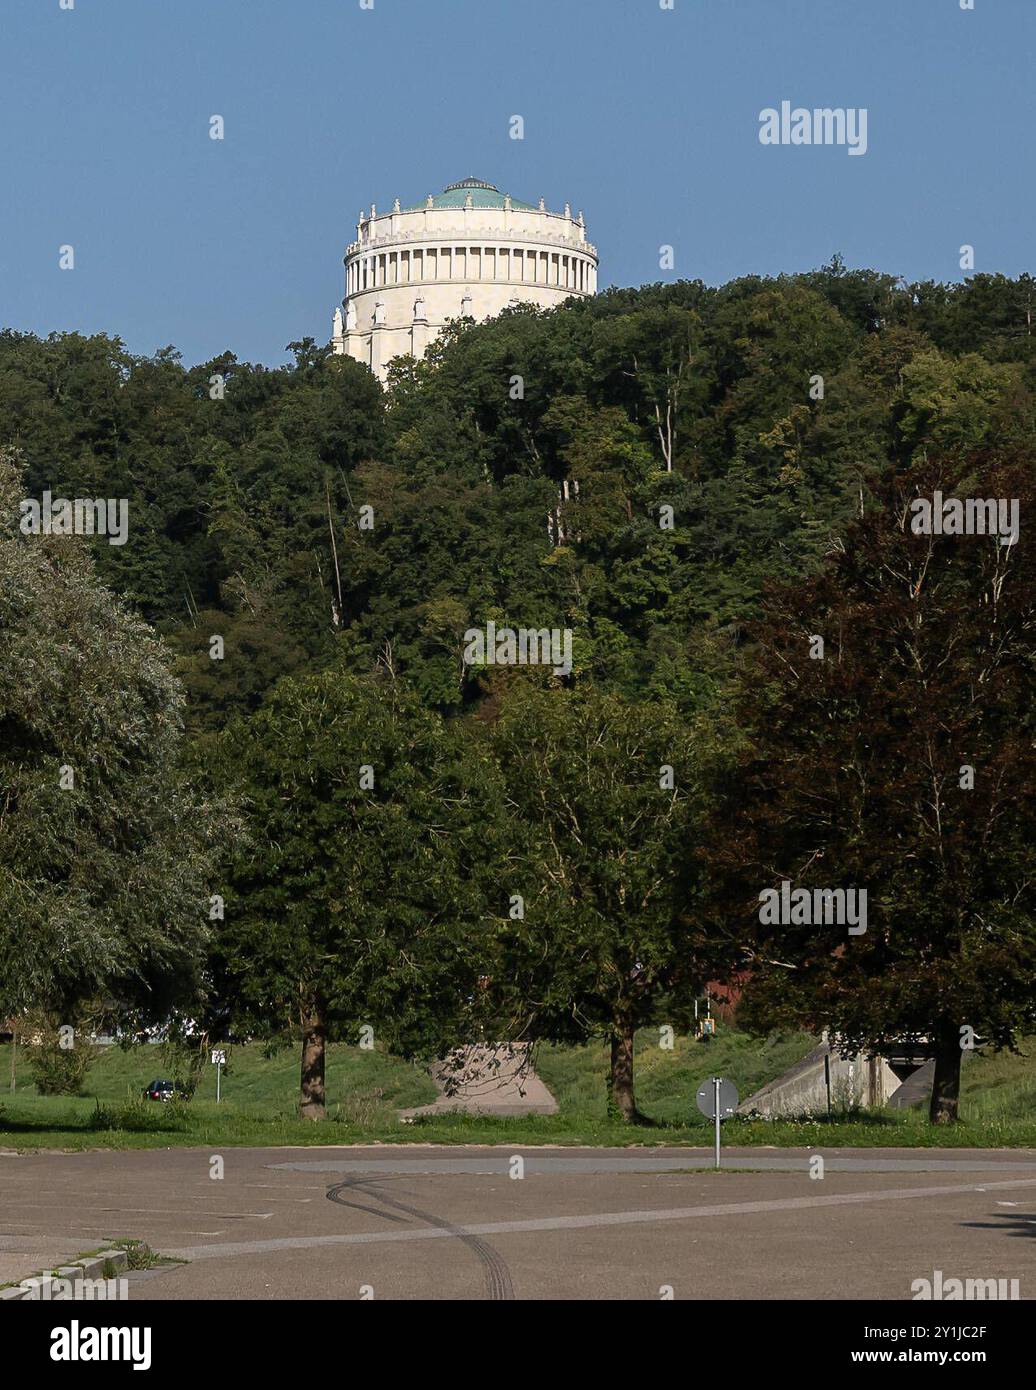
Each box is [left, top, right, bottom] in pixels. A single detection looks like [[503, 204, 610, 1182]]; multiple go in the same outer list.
[[162, 1174, 1036, 1262]]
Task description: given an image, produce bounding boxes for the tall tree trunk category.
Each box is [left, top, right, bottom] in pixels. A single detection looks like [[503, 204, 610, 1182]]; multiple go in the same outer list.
[[607, 1019, 640, 1123], [299, 998, 327, 1121], [929, 1025, 962, 1125]]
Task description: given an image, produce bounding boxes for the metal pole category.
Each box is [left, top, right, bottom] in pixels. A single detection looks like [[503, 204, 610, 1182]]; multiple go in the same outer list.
[[714, 1077, 721, 1169], [216, 1061, 222, 1104], [824, 1053, 831, 1117]]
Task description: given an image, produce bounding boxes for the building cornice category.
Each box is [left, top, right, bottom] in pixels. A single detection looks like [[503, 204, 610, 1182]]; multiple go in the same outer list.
[[345, 229, 599, 261], [345, 280, 592, 302]]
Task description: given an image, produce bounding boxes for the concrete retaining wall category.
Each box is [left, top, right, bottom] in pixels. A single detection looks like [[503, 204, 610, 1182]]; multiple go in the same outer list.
[[738, 1039, 901, 1119]]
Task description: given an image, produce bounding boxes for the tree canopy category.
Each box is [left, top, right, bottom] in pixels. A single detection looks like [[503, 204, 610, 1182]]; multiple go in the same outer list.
[[2, 264, 1033, 1119]]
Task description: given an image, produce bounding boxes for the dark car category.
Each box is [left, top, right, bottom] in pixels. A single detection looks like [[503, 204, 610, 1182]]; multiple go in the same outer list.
[[144, 1078, 176, 1102]]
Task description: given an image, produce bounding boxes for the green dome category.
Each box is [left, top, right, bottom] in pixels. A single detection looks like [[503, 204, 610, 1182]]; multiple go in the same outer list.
[[403, 178, 539, 212]]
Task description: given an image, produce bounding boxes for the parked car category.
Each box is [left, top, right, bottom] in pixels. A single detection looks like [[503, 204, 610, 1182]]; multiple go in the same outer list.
[[144, 1078, 176, 1102]]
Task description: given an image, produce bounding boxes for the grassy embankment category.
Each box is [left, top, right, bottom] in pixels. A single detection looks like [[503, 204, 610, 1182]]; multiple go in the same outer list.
[[1, 1029, 1033, 1151]]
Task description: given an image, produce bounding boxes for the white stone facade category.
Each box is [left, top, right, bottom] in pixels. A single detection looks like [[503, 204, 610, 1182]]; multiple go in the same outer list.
[[331, 178, 598, 381]]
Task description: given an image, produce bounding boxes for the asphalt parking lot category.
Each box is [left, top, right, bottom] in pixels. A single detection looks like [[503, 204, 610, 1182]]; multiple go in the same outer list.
[[2, 1146, 1034, 1300]]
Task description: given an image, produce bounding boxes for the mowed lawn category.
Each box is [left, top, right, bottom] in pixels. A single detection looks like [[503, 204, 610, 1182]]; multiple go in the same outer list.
[[1, 1029, 1034, 1150]]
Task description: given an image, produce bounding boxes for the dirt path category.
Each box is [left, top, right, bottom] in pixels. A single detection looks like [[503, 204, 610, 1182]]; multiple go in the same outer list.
[[398, 1045, 558, 1118]]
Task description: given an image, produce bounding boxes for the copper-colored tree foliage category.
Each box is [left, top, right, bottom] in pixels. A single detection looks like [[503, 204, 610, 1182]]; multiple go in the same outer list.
[[710, 451, 1036, 1123]]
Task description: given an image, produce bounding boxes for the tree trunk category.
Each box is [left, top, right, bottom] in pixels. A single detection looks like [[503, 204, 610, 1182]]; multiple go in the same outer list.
[[607, 1021, 640, 1124], [299, 999, 327, 1121], [929, 1026, 962, 1125]]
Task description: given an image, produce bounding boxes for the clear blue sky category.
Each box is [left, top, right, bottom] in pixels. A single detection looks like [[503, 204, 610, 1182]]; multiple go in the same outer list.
[[1, 0, 1032, 367]]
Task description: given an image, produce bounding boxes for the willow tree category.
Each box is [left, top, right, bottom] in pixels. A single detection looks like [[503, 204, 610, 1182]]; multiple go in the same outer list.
[[0, 450, 222, 1025]]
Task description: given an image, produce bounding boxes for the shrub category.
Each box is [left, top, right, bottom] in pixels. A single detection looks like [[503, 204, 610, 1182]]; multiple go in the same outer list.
[[88, 1099, 191, 1133], [27, 1038, 95, 1096]]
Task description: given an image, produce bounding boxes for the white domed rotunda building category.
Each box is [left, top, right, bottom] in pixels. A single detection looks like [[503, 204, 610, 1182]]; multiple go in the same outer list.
[[331, 177, 598, 381]]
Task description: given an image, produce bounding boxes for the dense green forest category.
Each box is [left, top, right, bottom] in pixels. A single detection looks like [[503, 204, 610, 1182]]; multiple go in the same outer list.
[[2, 261, 1035, 1124]]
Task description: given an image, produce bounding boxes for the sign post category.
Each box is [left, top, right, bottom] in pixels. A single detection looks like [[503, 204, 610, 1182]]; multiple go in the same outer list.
[[695, 1076, 739, 1169], [211, 1048, 226, 1103]]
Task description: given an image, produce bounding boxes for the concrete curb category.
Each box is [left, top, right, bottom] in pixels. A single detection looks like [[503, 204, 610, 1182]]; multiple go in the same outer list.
[[0, 1248, 128, 1301]]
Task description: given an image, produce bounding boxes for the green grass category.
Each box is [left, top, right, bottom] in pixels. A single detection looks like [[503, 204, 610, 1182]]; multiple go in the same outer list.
[[1, 1031, 1033, 1151], [0, 1038, 437, 1110], [534, 1028, 817, 1122]]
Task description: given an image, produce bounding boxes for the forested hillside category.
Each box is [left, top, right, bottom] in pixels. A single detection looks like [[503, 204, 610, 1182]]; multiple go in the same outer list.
[[2, 262, 1034, 1123], [3, 264, 1033, 721]]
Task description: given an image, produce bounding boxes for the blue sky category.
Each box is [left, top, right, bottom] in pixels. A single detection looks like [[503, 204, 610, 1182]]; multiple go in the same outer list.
[[1, 0, 1031, 366]]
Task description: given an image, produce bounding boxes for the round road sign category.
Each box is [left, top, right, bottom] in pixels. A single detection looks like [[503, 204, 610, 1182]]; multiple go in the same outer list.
[[696, 1077, 739, 1120]]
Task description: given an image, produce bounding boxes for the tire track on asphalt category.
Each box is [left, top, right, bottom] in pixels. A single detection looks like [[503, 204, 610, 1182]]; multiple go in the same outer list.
[[327, 1176, 514, 1300]]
